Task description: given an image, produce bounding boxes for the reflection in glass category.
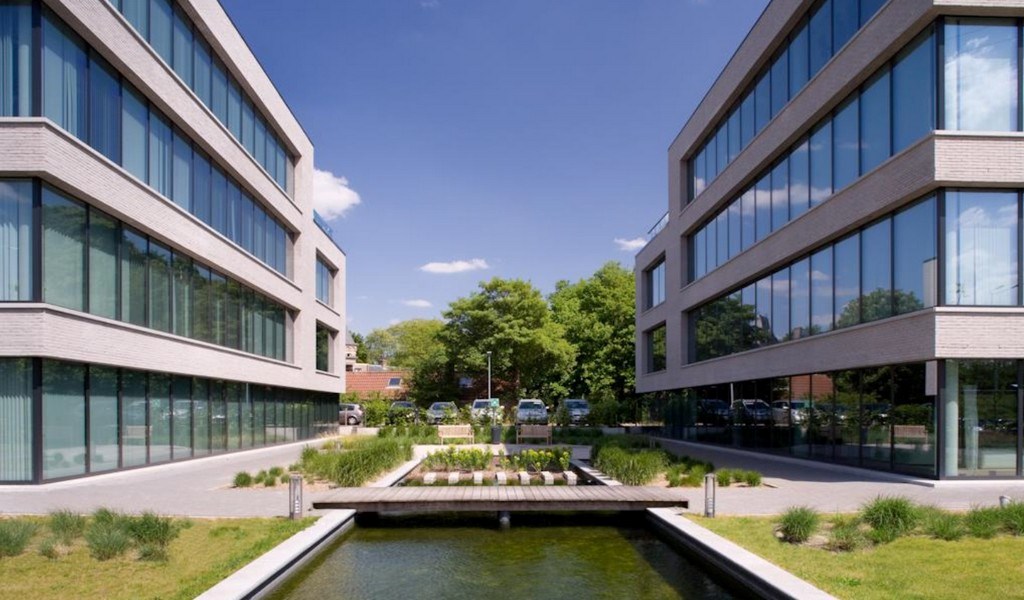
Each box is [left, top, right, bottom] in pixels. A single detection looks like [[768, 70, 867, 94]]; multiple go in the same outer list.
[[951, 360, 1017, 476], [790, 258, 810, 340], [945, 190, 1018, 306], [811, 246, 833, 334], [42, 360, 85, 480], [944, 19, 1018, 132], [860, 218, 892, 323], [893, 28, 935, 153], [834, 234, 860, 328], [893, 196, 936, 313]]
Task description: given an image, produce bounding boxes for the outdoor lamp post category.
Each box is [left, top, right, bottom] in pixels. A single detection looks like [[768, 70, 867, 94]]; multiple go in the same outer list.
[[488, 351, 500, 444]]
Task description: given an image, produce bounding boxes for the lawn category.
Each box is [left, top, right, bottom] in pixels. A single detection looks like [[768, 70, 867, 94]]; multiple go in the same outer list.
[[692, 515, 1024, 599], [0, 516, 313, 600]]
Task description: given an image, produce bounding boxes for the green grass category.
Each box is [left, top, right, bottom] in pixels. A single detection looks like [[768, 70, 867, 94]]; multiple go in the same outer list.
[[861, 496, 920, 543], [0, 516, 313, 600], [300, 437, 413, 487], [693, 515, 1024, 599], [591, 446, 667, 485], [777, 507, 820, 543]]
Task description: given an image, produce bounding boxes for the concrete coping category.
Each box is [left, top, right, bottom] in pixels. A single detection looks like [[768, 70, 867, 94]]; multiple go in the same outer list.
[[195, 509, 356, 600], [648, 508, 837, 600]]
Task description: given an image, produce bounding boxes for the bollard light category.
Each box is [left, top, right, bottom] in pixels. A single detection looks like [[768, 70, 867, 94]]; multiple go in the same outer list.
[[704, 473, 716, 518], [289, 473, 304, 520]]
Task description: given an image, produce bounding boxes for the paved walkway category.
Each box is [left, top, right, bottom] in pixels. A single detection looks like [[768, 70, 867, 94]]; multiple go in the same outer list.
[[4, 436, 1024, 518], [656, 437, 1024, 515]]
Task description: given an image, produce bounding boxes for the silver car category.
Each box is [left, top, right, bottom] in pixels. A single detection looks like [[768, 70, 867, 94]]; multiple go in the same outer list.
[[560, 399, 590, 424], [338, 403, 363, 425], [471, 399, 500, 422], [516, 399, 548, 424], [426, 401, 458, 424]]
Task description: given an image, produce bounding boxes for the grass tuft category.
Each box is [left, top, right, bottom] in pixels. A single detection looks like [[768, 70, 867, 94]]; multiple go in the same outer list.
[[85, 522, 131, 561], [964, 506, 1002, 539], [233, 472, 253, 488], [861, 496, 919, 543], [777, 506, 820, 543], [0, 520, 36, 557], [49, 509, 87, 543], [922, 508, 965, 541], [826, 515, 866, 552], [1001, 501, 1024, 536]]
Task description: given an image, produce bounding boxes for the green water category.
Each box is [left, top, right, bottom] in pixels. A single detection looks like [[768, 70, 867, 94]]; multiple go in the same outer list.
[[270, 514, 738, 599]]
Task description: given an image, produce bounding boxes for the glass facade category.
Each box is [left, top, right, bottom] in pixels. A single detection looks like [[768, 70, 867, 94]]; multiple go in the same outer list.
[[1, 179, 289, 361], [0, 357, 336, 483], [0, 5, 292, 276], [110, 0, 292, 192], [316, 324, 331, 372], [692, 195, 936, 363], [690, 26, 936, 282], [663, 362, 938, 477], [646, 324, 666, 373], [689, 0, 887, 200]]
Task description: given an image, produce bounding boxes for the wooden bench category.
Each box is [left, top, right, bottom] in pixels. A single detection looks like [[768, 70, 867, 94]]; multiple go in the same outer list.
[[437, 424, 474, 444], [516, 424, 552, 445], [893, 424, 929, 444]]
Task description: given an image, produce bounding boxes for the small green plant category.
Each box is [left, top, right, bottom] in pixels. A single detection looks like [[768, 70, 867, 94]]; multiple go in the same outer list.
[[91, 507, 120, 526], [924, 511, 965, 541], [254, 470, 268, 485], [778, 506, 820, 543], [1002, 501, 1024, 535], [741, 470, 762, 487], [268, 466, 284, 478], [591, 446, 667, 485], [233, 471, 253, 488], [0, 520, 36, 557], [49, 509, 87, 543], [38, 537, 61, 560], [964, 506, 1002, 539], [85, 523, 130, 560], [138, 543, 169, 562], [263, 476, 276, 487], [124, 512, 180, 548], [716, 470, 732, 487], [861, 496, 919, 543], [280, 474, 291, 485], [826, 515, 866, 552]]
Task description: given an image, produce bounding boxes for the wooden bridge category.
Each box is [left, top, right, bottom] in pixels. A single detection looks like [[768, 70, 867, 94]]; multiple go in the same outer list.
[[313, 485, 688, 513]]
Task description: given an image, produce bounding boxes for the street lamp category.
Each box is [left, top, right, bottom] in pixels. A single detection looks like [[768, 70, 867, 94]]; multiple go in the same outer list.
[[487, 351, 500, 444], [486, 351, 492, 400]]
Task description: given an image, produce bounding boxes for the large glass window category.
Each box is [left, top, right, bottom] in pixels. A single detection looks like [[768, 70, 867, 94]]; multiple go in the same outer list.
[[754, 72, 770, 134], [121, 226, 148, 327], [122, 370, 147, 467], [832, 97, 859, 191], [148, 110, 172, 198], [193, 377, 209, 456], [42, 188, 86, 311], [894, 196, 936, 313], [89, 366, 119, 473], [171, 5, 192, 86], [193, 264, 211, 342], [809, 0, 832, 75], [790, 258, 810, 340], [891, 362, 936, 476], [0, 180, 33, 301], [89, 54, 121, 164], [945, 190, 1018, 306], [860, 218, 892, 323], [810, 246, 833, 334], [770, 48, 788, 117], [832, 0, 859, 51], [789, 139, 810, 220], [860, 69, 891, 174], [88, 209, 118, 320], [772, 267, 790, 343], [728, 201, 741, 259], [771, 159, 789, 232], [172, 376, 191, 460], [755, 173, 771, 242], [0, 1, 33, 117], [172, 251, 191, 338], [944, 18, 1018, 132], [643, 259, 664, 310], [148, 240, 171, 332], [809, 122, 832, 207], [149, 0, 172, 64], [834, 234, 860, 328], [42, 360, 86, 480], [316, 324, 331, 372], [893, 29, 935, 153], [646, 324, 666, 373], [149, 372, 171, 463], [171, 129, 191, 210], [42, 15, 86, 139], [0, 358, 33, 481], [741, 190, 755, 251], [121, 86, 148, 182], [192, 150, 211, 225], [950, 360, 1017, 476], [789, 21, 809, 97]]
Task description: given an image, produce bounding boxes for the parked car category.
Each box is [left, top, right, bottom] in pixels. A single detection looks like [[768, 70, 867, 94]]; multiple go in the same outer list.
[[516, 399, 548, 424], [338, 403, 364, 425], [426, 401, 458, 424], [771, 399, 810, 425], [388, 401, 417, 423], [559, 399, 590, 424], [471, 398, 500, 422], [697, 398, 731, 425], [731, 399, 772, 424]]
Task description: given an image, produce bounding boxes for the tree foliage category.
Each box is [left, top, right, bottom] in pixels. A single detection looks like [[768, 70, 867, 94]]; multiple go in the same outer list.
[[549, 261, 636, 403], [363, 319, 445, 370]]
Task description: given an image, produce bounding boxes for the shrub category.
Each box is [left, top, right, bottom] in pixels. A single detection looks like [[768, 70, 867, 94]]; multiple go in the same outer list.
[[268, 466, 284, 478], [861, 496, 919, 543], [741, 470, 762, 487], [965, 506, 1003, 539], [778, 506, 820, 543], [91, 507, 120, 526], [49, 509, 87, 543], [0, 520, 36, 557], [924, 511, 965, 541], [827, 516, 866, 552], [263, 476, 276, 487], [124, 512, 180, 548], [233, 471, 253, 488], [716, 470, 732, 487], [254, 470, 268, 485], [85, 523, 130, 560], [1002, 501, 1024, 535], [592, 446, 667, 485], [358, 395, 389, 427], [666, 463, 709, 488]]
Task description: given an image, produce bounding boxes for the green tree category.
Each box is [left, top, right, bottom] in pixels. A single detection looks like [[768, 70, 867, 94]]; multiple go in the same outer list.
[[440, 278, 575, 405], [363, 319, 445, 370], [549, 261, 635, 403], [350, 331, 369, 363]]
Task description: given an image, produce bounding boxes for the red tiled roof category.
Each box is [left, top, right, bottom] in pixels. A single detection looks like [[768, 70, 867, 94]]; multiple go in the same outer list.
[[346, 370, 410, 399]]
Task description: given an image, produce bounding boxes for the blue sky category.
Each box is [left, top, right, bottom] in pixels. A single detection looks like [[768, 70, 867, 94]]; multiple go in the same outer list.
[[221, 0, 767, 335]]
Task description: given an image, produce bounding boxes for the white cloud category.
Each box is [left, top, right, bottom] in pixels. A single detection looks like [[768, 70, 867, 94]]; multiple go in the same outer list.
[[403, 299, 432, 308], [420, 258, 489, 274], [388, 319, 401, 326], [313, 168, 361, 219], [614, 237, 647, 252]]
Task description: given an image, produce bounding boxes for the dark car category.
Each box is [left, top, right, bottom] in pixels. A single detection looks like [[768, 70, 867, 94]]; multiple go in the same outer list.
[[388, 401, 417, 424], [698, 399, 731, 425], [731, 399, 771, 424]]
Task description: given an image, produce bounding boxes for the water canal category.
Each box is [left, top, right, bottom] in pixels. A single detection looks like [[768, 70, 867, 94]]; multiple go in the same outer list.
[[269, 513, 738, 599]]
